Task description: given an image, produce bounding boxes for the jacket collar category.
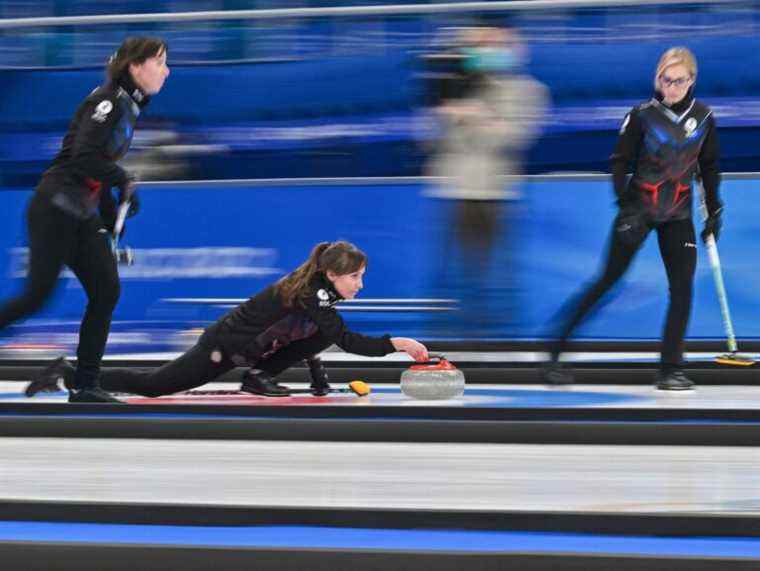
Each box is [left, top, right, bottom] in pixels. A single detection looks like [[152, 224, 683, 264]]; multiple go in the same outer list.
[[312, 272, 342, 304], [114, 72, 151, 109], [653, 87, 694, 115]]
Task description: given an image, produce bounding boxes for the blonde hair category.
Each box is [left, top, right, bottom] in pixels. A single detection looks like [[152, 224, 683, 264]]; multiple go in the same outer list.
[[654, 47, 697, 89], [275, 241, 367, 307]]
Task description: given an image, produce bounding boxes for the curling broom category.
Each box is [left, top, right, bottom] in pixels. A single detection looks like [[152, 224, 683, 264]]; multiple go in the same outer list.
[[698, 179, 754, 366]]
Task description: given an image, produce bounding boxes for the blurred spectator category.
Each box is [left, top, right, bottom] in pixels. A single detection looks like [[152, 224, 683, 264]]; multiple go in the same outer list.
[[424, 23, 549, 337]]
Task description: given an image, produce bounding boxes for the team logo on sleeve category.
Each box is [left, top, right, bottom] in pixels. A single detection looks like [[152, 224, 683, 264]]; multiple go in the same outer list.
[[683, 117, 697, 136], [91, 100, 113, 123], [316, 289, 332, 307], [619, 113, 630, 134]]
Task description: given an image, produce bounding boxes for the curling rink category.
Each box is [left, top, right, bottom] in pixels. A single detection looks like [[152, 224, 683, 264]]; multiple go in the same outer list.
[[2, 357, 760, 568]]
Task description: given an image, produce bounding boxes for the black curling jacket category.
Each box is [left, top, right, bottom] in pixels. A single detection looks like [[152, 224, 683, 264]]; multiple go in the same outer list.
[[37, 72, 150, 219], [610, 90, 721, 223], [201, 273, 395, 364]]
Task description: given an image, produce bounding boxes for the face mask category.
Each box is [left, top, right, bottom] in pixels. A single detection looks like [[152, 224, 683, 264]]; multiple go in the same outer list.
[[462, 47, 518, 74]]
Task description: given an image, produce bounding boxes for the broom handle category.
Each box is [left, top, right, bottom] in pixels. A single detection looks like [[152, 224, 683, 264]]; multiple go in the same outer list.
[[113, 200, 131, 241], [697, 178, 737, 353], [704, 234, 738, 353]]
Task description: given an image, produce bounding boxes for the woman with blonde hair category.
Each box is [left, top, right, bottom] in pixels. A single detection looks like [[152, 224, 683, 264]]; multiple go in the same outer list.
[[544, 47, 722, 391], [27, 241, 429, 398]]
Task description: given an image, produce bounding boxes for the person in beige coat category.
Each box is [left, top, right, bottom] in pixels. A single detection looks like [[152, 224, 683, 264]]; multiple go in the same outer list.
[[425, 24, 549, 336]]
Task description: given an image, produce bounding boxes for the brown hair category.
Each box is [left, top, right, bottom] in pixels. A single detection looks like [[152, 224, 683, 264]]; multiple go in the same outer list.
[[275, 241, 367, 307], [654, 46, 697, 89], [107, 37, 168, 82]]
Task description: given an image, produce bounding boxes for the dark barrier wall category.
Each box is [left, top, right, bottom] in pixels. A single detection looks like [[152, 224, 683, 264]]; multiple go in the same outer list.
[[0, 177, 756, 343], [0, 54, 416, 130], [3, 35, 759, 130], [3, 27, 760, 184]]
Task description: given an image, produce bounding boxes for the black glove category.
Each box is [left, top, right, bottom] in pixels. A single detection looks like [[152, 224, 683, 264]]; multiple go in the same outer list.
[[701, 207, 723, 243], [614, 206, 649, 247]]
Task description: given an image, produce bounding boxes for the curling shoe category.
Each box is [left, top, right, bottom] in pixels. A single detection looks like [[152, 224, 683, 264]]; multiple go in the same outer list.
[[26, 356, 75, 397], [655, 370, 694, 391], [241, 369, 291, 397], [69, 387, 124, 403], [541, 361, 575, 386]]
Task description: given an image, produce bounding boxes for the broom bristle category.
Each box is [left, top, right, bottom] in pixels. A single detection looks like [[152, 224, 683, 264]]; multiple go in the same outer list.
[[715, 353, 755, 366]]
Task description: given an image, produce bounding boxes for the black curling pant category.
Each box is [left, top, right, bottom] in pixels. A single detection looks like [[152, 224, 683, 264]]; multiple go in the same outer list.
[[551, 217, 697, 370], [0, 193, 120, 389], [97, 332, 333, 397]]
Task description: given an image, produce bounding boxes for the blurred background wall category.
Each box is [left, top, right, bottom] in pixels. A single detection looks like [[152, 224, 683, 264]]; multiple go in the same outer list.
[[0, 0, 758, 350]]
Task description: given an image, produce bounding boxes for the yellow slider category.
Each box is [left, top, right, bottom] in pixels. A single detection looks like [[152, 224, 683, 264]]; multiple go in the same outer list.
[[348, 380, 371, 396]]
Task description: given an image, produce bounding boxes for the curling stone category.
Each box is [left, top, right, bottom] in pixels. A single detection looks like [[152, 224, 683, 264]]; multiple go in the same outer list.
[[400, 354, 465, 400]]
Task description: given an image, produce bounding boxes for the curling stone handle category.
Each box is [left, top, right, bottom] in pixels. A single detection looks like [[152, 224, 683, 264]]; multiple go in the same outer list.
[[418, 353, 446, 365]]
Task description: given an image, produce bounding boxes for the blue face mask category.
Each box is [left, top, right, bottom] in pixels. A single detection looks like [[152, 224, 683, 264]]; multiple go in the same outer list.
[[462, 47, 518, 74]]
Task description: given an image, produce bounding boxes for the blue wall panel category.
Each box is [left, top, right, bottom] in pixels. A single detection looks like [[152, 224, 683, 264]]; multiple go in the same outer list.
[[0, 177, 756, 343]]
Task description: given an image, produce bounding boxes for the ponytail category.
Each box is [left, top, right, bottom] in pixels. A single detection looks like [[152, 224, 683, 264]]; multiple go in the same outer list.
[[275, 241, 367, 307]]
